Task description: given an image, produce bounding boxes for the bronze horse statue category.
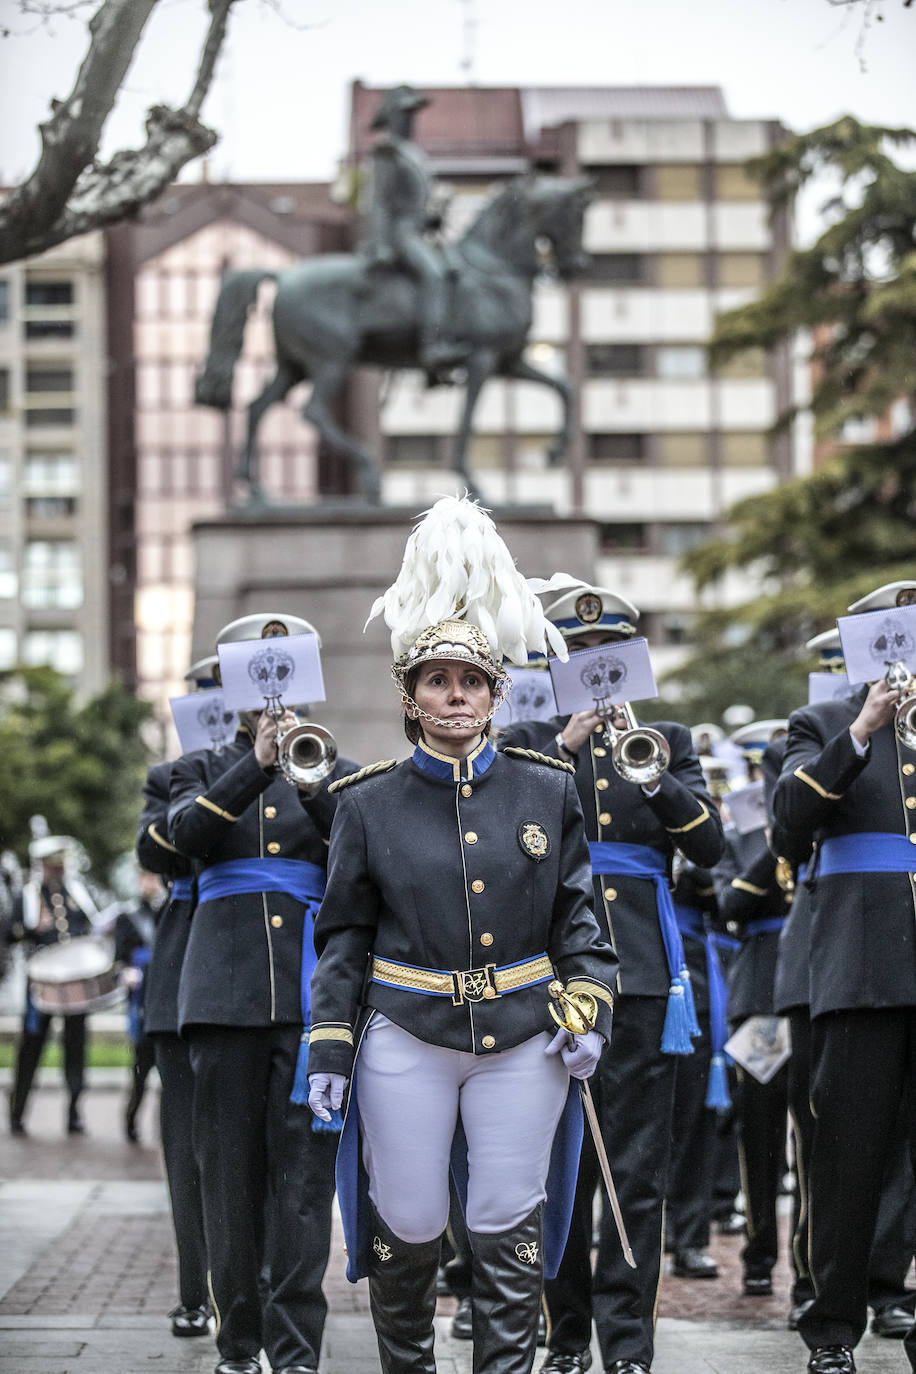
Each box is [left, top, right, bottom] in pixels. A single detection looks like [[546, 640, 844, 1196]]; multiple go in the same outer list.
[[195, 175, 594, 503]]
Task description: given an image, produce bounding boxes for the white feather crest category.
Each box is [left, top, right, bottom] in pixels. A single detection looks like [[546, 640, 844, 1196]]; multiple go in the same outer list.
[[364, 496, 577, 664]]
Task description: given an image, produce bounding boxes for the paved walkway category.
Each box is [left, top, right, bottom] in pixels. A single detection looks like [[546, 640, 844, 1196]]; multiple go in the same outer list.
[[0, 1069, 911, 1373]]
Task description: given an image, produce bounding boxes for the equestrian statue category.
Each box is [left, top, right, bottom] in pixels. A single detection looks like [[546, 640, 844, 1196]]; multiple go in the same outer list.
[[194, 84, 594, 504]]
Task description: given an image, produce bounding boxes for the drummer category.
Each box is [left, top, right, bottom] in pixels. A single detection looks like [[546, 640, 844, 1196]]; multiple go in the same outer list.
[[7, 832, 100, 1136]]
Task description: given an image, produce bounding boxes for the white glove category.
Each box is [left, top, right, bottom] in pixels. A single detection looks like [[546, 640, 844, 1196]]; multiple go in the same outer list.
[[545, 1028, 604, 1080], [307, 1072, 348, 1122]]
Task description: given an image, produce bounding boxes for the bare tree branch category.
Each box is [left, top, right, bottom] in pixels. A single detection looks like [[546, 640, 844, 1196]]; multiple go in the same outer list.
[[0, 0, 239, 266]]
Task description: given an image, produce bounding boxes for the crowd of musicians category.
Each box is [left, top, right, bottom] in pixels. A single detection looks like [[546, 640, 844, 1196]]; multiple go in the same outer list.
[[5, 514, 916, 1374]]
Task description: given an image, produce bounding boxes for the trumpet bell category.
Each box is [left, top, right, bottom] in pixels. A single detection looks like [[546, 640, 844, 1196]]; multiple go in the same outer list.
[[895, 695, 916, 753], [277, 721, 338, 793], [611, 726, 671, 787]]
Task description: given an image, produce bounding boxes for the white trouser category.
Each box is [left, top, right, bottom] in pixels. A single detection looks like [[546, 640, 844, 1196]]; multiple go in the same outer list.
[[358, 1012, 569, 1244]]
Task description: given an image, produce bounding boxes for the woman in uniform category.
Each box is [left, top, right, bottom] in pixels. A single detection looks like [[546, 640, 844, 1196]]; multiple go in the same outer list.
[[306, 498, 618, 1374]]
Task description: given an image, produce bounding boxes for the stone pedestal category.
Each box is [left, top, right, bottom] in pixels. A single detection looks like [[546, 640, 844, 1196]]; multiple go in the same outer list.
[[190, 505, 599, 763]]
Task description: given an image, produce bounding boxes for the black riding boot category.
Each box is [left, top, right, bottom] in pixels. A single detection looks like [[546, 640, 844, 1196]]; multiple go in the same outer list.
[[469, 1205, 544, 1374], [10, 1033, 43, 1129], [367, 1204, 440, 1374]]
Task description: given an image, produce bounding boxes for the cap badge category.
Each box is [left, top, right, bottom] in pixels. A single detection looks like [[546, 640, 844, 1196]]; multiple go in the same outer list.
[[896, 589, 916, 607], [261, 620, 289, 638], [575, 592, 603, 625], [518, 821, 550, 862]]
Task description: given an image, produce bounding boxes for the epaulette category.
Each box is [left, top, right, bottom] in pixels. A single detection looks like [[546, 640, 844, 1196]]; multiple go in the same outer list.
[[502, 747, 574, 774], [327, 759, 397, 794]]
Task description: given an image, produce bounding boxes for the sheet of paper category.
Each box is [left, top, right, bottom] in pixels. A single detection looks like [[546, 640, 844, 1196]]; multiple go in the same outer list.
[[493, 666, 557, 728], [808, 671, 852, 705], [548, 638, 657, 716], [724, 1015, 791, 1084], [170, 689, 237, 753], [837, 604, 916, 686], [723, 780, 767, 835], [217, 633, 326, 711]]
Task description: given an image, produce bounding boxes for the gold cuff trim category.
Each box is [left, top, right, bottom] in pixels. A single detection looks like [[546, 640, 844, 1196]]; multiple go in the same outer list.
[[194, 795, 239, 822], [566, 978, 614, 1011], [148, 822, 180, 854], [666, 802, 711, 835], [307, 1026, 354, 1045], [794, 767, 841, 800], [732, 878, 768, 896]]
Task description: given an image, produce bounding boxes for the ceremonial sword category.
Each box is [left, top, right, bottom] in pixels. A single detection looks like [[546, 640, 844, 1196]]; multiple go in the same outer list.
[[548, 980, 637, 1269]]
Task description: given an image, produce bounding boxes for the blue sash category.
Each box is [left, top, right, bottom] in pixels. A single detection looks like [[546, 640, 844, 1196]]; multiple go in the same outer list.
[[818, 832, 916, 876], [674, 903, 731, 1109], [745, 917, 786, 938], [170, 877, 193, 901], [589, 841, 697, 1053]]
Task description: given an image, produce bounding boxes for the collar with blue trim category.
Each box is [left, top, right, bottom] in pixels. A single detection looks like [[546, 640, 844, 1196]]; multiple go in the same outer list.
[[413, 737, 495, 782]]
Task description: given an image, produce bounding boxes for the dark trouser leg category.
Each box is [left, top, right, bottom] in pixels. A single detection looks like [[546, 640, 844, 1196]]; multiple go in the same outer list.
[[189, 1025, 270, 1363], [10, 1013, 50, 1125], [367, 1202, 439, 1374], [62, 1014, 87, 1124], [666, 1016, 716, 1251], [865, 1094, 916, 1313], [260, 1024, 337, 1371], [798, 1007, 916, 1352], [542, 1096, 599, 1354], [592, 995, 677, 1370], [735, 1051, 788, 1280], [710, 1074, 741, 1220], [126, 1034, 156, 1132], [470, 1205, 543, 1374], [786, 1007, 816, 1306], [152, 1032, 208, 1309]]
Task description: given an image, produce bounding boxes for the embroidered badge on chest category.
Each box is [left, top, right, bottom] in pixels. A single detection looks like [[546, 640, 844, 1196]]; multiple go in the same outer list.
[[518, 821, 550, 862]]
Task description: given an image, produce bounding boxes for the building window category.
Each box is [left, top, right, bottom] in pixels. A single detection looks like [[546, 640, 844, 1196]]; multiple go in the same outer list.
[[657, 432, 707, 466], [599, 522, 647, 554], [23, 629, 83, 676], [24, 366, 75, 427], [656, 253, 704, 289], [0, 540, 16, 599], [25, 496, 79, 518], [586, 344, 644, 377], [719, 253, 767, 289], [26, 282, 74, 307], [385, 435, 442, 465], [0, 369, 9, 414], [657, 346, 706, 380], [21, 540, 82, 609], [24, 280, 76, 340], [25, 451, 79, 495], [26, 366, 74, 393], [654, 164, 702, 200], [722, 431, 768, 466], [585, 164, 642, 198], [585, 254, 644, 284], [0, 280, 9, 324], [0, 628, 16, 670], [657, 523, 709, 557], [588, 433, 646, 462], [714, 165, 761, 201], [0, 452, 11, 505]]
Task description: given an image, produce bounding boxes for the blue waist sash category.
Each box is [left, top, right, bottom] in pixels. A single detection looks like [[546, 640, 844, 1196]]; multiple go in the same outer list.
[[745, 917, 786, 938], [818, 832, 916, 877], [674, 903, 705, 942], [197, 858, 327, 905], [589, 841, 697, 1053], [170, 877, 193, 901]]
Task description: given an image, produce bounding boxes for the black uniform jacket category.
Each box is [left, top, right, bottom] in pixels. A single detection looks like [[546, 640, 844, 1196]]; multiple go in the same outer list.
[[672, 861, 718, 1016], [773, 687, 916, 1018], [168, 728, 356, 1030], [307, 744, 618, 1079], [497, 714, 724, 997], [765, 737, 813, 1016], [136, 761, 195, 1036]]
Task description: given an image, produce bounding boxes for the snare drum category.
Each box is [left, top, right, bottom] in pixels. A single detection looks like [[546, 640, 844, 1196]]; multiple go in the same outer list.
[[27, 936, 123, 1015]]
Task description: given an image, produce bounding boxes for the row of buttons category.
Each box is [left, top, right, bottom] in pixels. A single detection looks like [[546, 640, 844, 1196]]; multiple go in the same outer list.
[[459, 791, 495, 1047]]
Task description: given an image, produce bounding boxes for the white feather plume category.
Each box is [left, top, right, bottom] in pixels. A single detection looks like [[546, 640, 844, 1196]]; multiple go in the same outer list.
[[365, 496, 578, 664]]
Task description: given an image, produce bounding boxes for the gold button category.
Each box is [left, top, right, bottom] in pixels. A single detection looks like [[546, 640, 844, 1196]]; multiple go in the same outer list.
[[465, 831, 478, 844], [267, 842, 281, 854], [596, 778, 609, 791], [264, 805, 277, 819], [270, 915, 283, 928], [594, 747, 607, 758], [604, 887, 617, 902], [905, 764, 916, 776], [481, 1035, 495, 1049], [482, 986, 497, 999], [471, 879, 485, 894], [480, 932, 494, 947], [461, 784, 473, 797], [598, 812, 612, 826], [593, 724, 604, 734], [907, 798, 916, 810]]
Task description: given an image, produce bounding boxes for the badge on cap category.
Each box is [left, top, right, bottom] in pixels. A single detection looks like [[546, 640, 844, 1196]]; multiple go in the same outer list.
[[261, 620, 288, 638], [518, 821, 550, 862], [897, 590, 916, 607], [575, 593, 603, 625]]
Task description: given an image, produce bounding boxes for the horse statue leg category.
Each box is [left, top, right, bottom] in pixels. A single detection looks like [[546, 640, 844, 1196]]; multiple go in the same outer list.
[[239, 359, 303, 504], [303, 360, 381, 504], [449, 348, 499, 503], [502, 355, 573, 467]]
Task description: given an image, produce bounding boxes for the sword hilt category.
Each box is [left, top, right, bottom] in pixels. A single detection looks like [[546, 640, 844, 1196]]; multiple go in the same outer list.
[[547, 980, 598, 1037]]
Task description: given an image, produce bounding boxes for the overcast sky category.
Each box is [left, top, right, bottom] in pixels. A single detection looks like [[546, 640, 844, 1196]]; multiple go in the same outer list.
[[0, 0, 913, 197]]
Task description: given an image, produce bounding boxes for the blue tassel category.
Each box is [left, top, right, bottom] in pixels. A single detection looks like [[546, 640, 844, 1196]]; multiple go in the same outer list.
[[705, 1054, 732, 1111], [311, 1107, 343, 1135], [289, 1032, 312, 1107], [660, 981, 694, 1055], [681, 968, 701, 1038]]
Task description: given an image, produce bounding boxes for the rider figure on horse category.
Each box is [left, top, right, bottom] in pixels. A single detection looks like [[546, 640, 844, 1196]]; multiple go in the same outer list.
[[364, 85, 469, 376]]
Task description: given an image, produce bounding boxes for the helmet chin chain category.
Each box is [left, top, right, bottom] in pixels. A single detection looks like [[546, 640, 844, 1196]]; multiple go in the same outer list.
[[399, 692, 497, 731]]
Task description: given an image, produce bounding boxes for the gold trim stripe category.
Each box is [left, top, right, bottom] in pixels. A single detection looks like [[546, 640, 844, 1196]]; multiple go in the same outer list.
[[194, 795, 239, 822], [732, 878, 768, 896], [794, 767, 841, 800], [567, 977, 615, 1011], [148, 822, 180, 854], [371, 953, 554, 997], [666, 802, 711, 835], [307, 1026, 354, 1045]]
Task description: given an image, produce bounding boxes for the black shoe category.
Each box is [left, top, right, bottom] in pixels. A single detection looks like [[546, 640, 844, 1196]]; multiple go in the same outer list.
[[125, 1113, 139, 1144], [537, 1306, 547, 1346], [606, 1361, 650, 1373], [540, 1351, 592, 1372], [743, 1273, 773, 1296], [806, 1348, 856, 1374], [10, 1116, 26, 1137], [788, 1298, 815, 1329], [170, 1303, 211, 1337], [67, 1110, 85, 1135], [672, 1247, 718, 1279], [274, 1367, 319, 1373], [871, 1304, 915, 1338], [717, 1210, 746, 1235], [451, 1294, 473, 1340], [214, 1361, 261, 1374]]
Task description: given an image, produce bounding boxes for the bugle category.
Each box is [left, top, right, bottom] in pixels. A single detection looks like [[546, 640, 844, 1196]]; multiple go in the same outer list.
[[884, 660, 916, 752], [599, 701, 671, 787], [267, 705, 338, 793]]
